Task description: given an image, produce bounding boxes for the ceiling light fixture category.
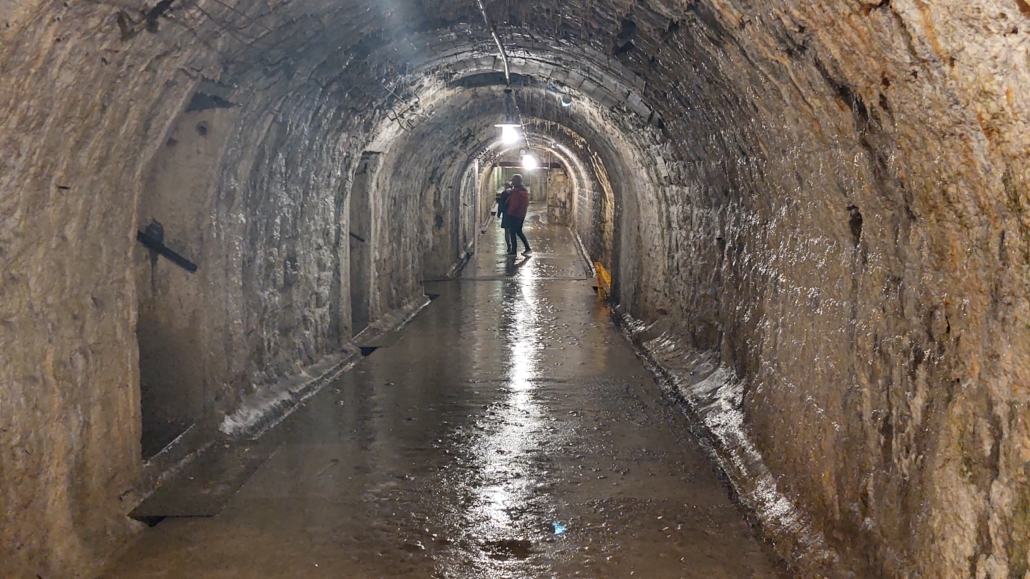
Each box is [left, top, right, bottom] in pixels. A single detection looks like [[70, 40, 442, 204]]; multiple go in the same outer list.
[[522, 154, 539, 170], [498, 124, 520, 144], [494, 88, 521, 144]]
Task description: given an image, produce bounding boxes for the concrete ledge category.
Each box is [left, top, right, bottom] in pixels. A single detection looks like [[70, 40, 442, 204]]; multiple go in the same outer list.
[[615, 311, 847, 579], [568, 228, 595, 278], [217, 350, 360, 440], [122, 295, 431, 540], [219, 295, 432, 441], [127, 423, 216, 511], [444, 244, 474, 278]]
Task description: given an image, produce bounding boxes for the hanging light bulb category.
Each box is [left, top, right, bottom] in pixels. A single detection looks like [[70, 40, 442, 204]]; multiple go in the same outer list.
[[522, 153, 539, 170], [494, 87, 521, 144], [498, 124, 520, 144]]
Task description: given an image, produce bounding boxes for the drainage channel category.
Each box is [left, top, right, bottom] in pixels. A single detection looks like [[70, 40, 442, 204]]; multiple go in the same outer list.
[[129, 436, 281, 526]]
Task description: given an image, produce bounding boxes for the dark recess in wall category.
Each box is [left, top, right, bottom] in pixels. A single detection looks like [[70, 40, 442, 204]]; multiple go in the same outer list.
[[449, 72, 537, 89], [186, 93, 237, 112], [847, 205, 863, 246]]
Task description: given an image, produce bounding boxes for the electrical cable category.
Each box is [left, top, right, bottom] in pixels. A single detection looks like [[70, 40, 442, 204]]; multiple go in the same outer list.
[[475, 0, 511, 86], [474, 0, 536, 159]]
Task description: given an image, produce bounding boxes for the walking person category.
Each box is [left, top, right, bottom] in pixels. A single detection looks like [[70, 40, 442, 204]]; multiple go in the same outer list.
[[505, 174, 532, 256], [497, 182, 515, 254]]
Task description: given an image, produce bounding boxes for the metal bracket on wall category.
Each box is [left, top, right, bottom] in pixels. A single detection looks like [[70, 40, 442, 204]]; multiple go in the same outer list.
[[136, 222, 198, 273], [349, 232, 366, 243]]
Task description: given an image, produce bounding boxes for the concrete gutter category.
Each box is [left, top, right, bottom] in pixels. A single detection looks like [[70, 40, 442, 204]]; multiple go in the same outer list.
[[614, 311, 846, 579], [219, 295, 432, 440], [127, 294, 433, 511]]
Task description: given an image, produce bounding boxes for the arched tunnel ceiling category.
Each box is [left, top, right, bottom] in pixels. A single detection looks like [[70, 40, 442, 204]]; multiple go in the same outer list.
[[3, 0, 1030, 578]]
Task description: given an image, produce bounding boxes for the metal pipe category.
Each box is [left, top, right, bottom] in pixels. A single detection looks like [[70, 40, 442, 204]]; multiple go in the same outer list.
[[472, 159, 479, 259], [475, 0, 510, 86]]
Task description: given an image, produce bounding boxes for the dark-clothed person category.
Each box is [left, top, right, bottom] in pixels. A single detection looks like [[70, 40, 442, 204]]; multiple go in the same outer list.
[[506, 174, 531, 255], [497, 183, 515, 254]]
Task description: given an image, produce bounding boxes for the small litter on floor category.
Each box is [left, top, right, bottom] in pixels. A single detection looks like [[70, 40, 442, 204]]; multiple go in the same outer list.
[[552, 522, 567, 535], [484, 539, 534, 560]]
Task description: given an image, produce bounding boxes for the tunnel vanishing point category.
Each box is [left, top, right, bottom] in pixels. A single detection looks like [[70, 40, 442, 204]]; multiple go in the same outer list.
[[2, 0, 1030, 577]]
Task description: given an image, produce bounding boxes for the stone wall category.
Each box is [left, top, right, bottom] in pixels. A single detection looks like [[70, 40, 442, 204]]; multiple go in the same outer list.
[[0, 2, 220, 574], [546, 168, 572, 224], [593, 1, 1030, 576], [0, 2, 476, 575], [135, 104, 236, 457]]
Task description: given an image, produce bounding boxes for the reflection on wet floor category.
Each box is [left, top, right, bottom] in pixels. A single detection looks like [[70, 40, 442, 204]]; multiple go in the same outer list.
[[103, 207, 786, 578]]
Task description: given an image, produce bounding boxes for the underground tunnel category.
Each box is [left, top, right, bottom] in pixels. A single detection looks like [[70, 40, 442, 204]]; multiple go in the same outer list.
[[2, 0, 1030, 577]]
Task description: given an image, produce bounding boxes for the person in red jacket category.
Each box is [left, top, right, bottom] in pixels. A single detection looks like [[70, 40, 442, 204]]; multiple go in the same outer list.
[[505, 174, 532, 255]]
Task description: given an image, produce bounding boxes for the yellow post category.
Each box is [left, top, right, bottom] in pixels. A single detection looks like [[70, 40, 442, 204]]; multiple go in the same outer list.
[[594, 262, 611, 301]]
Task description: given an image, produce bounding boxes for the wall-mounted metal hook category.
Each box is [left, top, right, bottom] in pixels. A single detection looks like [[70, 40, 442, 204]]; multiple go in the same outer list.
[[136, 220, 198, 273]]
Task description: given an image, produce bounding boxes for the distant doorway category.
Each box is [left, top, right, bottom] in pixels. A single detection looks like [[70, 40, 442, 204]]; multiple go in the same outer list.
[[349, 152, 379, 337], [133, 105, 220, 460], [135, 221, 203, 460]]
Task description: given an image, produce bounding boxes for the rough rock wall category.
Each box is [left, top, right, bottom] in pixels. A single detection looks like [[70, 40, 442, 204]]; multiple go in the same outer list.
[[0, 1, 221, 575], [546, 168, 572, 224], [588, 0, 1030, 576], [458, 162, 480, 256], [373, 116, 469, 284], [0, 2, 464, 575], [130, 10, 481, 439], [205, 80, 358, 411], [135, 105, 236, 457]]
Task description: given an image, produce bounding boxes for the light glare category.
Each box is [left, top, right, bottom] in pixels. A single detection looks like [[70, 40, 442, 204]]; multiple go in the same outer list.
[[522, 154, 539, 170], [497, 124, 520, 144]]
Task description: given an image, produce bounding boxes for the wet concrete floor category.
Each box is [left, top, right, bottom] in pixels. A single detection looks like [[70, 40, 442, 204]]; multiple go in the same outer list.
[[103, 208, 787, 578]]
